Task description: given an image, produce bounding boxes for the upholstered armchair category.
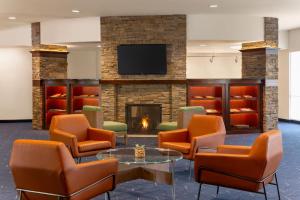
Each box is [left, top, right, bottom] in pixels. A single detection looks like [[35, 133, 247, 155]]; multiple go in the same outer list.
[[49, 114, 116, 162], [9, 139, 118, 200], [158, 115, 226, 175], [194, 130, 282, 200]]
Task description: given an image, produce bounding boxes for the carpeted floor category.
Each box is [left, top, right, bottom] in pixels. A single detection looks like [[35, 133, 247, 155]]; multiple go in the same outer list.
[[0, 122, 299, 200]]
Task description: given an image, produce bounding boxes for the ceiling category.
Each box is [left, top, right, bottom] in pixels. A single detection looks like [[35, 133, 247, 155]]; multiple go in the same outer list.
[[0, 0, 300, 31]]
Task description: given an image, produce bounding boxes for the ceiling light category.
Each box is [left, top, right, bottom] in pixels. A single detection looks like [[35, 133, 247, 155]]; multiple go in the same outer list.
[[72, 9, 80, 13], [8, 16, 16, 20], [209, 4, 218, 8], [199, 44, 208, 47], [97, 45, 101, 48]]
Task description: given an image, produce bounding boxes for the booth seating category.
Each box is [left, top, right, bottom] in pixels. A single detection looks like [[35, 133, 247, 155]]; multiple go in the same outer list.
[[49, 114, 115, 163], [82, 105, 128, 145], [157, 106, 206, 131], [9, 139, 118, 200], [194, 130, 282, 200]]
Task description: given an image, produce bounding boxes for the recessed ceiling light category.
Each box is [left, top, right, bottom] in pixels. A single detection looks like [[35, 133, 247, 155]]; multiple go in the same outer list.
[[8, 16, 16, 20], [97, 45, 101, 48], [199, 44, 208, 47], [209, 4, 218, 8], [72, 9, 80, 13]]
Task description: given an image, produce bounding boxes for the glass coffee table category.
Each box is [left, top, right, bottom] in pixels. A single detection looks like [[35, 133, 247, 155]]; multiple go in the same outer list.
[[97, 147, 183, 200]]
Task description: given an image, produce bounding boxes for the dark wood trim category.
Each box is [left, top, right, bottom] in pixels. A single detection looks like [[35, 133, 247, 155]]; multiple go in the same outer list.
[[279, 118, 300, 124], [32, 80, 42, 87], [0, 119, 32, 123], [99, 79, 187, 85], [31, 51, 69, 58]]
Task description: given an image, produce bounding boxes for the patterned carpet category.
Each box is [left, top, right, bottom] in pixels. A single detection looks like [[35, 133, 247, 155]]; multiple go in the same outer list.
[[0, 122, 299, 200]]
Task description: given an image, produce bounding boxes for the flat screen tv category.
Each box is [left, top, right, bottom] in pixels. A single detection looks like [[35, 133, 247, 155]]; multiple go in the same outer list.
[[117, 44, 167, 75]]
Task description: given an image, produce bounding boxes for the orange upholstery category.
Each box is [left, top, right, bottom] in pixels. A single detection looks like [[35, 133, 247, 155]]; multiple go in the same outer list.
[[9, 139, 118, 200], [49, 114, 116, 158], [158, 115, 226, 160], [194, 130, 283, 192]]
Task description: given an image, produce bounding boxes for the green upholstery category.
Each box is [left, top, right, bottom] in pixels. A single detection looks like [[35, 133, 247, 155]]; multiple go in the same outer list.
[[157, 122, 178, 131], [82, 105, 101, 112], [103, 121, 127, 132], [179, 106, 205, 112]]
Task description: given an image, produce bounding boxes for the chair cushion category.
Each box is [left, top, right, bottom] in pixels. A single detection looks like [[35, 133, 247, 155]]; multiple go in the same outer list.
[[157, 122, 178, 131], [78, 140, 111, 153], [82, 105, 102, 112], [103, 121, 127, 132], [161, 142, 191, 154]]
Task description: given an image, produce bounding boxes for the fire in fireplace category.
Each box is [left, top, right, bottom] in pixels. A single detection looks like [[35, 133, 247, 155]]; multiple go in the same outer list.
[[126, 104, 162, 134]]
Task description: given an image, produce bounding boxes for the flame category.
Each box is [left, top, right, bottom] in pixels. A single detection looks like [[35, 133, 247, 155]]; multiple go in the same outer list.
[[141, 116, 149, 129]]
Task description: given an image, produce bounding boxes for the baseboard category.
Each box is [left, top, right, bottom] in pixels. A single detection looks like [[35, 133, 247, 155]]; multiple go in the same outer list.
[[0, 119, 32, 123], [279, 118, 300, 124]]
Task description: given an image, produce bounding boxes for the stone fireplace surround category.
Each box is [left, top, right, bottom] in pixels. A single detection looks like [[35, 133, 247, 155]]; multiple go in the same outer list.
[[100, 15, 187, 123]]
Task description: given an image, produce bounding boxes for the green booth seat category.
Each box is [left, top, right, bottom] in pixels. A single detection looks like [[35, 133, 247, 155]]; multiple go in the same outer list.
[[103, 121, 128, 145], [157, 106, 206, 132], [157, 122, 178, 131]]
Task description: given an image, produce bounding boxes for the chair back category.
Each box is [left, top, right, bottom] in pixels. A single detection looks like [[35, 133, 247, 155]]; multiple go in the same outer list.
[[82, 105, 104, 128], [177, 106, 206, 129], [9, 139, 76, 197], [188, 115, 226, 140], [250, 130, 283, 179], [50, 114, 90, 142]]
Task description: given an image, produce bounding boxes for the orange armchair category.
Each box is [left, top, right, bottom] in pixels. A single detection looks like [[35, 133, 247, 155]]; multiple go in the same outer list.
[[9, 139, 118, 200], [194, 130, 282, 200], [158, 115, 226, 161], [49, 114, 116, 162]]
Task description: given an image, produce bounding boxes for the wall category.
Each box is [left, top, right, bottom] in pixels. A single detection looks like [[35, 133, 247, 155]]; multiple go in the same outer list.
[[278, 50, 290, 120], [187, 53, 242, 79], [187, 15, 264, 41], [68, 49, 100, 79], [0, 25, 31, 46], [0, 47, 32, 120], [41, 17, 101, 44]]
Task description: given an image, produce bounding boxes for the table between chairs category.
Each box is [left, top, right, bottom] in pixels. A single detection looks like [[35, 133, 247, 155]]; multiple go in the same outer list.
[[97, 147, 183, 200]]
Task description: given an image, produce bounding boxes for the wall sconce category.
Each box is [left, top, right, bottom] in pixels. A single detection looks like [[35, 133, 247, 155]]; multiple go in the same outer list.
[[234, 56, 238, 63], [209, 56, 214, 63]]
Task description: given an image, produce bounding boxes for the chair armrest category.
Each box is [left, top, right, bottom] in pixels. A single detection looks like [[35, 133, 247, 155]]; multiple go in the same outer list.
[[158, 129, 189, 147], [191, 133, 225, 158], [66, 158, 118, 194], [88, 128, 116, 148], [217, 145, 252, 155], [50, 129, 78, 156], [194, 153, 261, 182]]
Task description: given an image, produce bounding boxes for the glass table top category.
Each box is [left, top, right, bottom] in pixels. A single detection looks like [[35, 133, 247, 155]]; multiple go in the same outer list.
[[96, 147, 183, 165]]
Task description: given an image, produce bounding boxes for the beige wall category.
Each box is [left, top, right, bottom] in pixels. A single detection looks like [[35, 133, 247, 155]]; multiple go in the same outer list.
[[187, 53, 242, 79], [0, 47, 32, 120], [278, 49, 290, 119], [68, 49, 100, 79]]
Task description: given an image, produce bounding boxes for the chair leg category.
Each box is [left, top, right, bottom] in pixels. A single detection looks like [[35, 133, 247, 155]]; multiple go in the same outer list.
[[189, 160, 193, 180], [262, 182, 268, 200], [197, 183, 202, 200], [107, 192, 111, 200], [216, 186, 220, 196], [274, 173, 281, 200], [18, 191, 22, 200]]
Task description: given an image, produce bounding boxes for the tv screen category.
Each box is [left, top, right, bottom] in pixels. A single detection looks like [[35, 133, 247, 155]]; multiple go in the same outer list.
[[117, 44, 167, 75]]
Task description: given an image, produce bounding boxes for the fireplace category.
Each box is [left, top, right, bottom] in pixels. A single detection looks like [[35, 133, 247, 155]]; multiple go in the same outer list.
[[126, 104, 162, 134]]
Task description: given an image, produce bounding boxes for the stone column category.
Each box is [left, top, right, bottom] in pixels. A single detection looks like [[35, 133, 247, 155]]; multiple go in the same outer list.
[[241, 17, 278, 132], [31, 23, 69, 129]]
